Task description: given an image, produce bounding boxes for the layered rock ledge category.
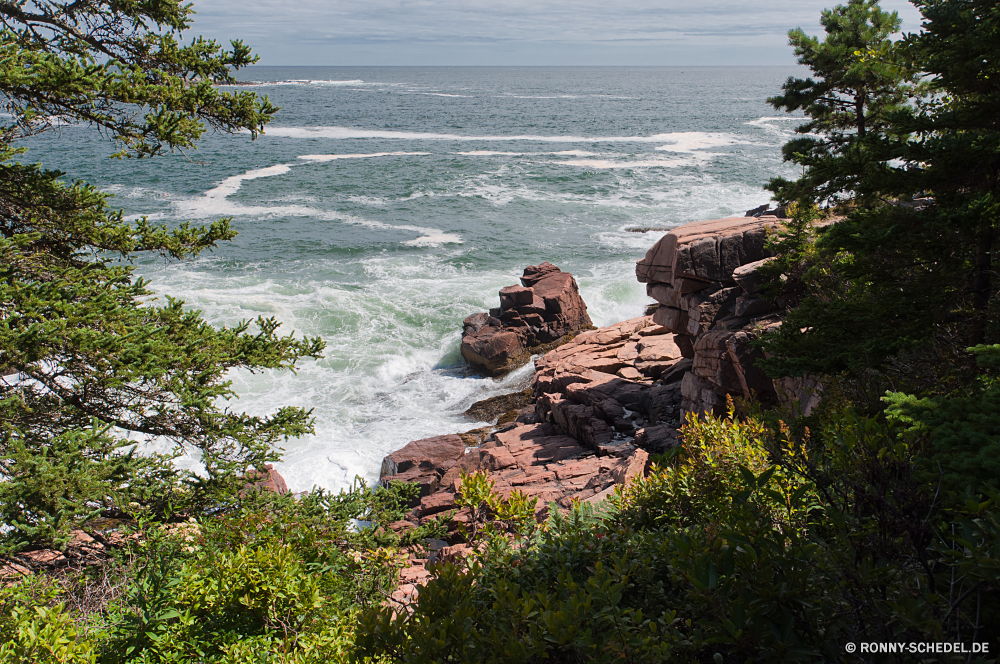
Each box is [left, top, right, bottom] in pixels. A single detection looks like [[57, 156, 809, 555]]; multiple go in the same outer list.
[[380, 313, 692, 539], [636, 216, 787, 416]]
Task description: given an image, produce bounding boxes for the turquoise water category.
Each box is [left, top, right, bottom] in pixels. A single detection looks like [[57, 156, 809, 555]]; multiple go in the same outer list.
[[24, 66, 803, 491]]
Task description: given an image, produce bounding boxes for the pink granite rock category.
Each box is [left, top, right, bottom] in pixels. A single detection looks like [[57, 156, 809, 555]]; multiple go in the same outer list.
[[635, 216, 777, 285], [461, 263, 593, 375]]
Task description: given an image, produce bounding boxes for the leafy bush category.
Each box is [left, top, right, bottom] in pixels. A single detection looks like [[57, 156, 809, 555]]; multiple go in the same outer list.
[[0, 481, 428, 663], [884, 344, 1000, 492], [355, 406, 1000, 663]]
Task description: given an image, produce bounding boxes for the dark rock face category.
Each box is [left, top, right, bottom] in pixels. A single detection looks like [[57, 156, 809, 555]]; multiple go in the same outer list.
[[460, 263, 593, 376]]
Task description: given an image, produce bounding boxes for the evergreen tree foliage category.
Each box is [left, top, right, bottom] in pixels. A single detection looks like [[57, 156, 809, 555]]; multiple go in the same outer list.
[[0, 0, 324, 552], [762, 0, 1000, 376], [766, 0, 917, 208]]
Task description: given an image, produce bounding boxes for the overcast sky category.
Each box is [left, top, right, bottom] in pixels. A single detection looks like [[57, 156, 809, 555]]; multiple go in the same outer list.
[[191, 0, 923, 67]]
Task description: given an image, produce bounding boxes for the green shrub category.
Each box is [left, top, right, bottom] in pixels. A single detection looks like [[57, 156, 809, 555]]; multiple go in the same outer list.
[[355, 406, 1000, 663], [0, 481, 423, 663]]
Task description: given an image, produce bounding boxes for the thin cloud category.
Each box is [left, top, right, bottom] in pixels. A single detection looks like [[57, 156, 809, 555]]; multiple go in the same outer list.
[[192, 0, 923, 65]]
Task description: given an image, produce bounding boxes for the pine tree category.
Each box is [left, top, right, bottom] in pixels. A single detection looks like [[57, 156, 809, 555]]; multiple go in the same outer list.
[[766, 0, 917, 208], [762, 0, 1000, 377], [0, 0, 324, 552]]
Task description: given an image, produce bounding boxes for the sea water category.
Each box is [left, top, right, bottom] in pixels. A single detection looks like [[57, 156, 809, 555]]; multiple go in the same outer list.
[[23, 66, 804, 492]]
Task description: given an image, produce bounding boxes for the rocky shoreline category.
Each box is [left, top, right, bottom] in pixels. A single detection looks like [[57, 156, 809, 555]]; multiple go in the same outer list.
[[379, 213, 818, 602]]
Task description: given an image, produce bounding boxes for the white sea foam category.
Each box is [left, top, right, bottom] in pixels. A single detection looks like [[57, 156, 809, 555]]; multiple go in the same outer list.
[[261, 126, 754, 149], [298, 152, 430, 161], [223, 79, 367, 87], [103, 184, 174, 200], [402, 92, 472, 98], [157, 163, 462, 246], [744, 116, 806, 136], [454, 151, 527, 156], [454, 150, 600, 157], [494, 94, 581, 99], [562, 157, 690, 169], [745, 116, 803, 125], [140, 254, 536, 491], [336, 215, 464, 246], [653, 132, 756, 152], [202, 164, 292, 199]]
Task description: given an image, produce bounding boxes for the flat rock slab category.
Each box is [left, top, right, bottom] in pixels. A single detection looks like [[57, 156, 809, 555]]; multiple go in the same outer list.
[[380, 434, 466, 479], [635, 216, 778, 285], [401, 423, 649, 522]]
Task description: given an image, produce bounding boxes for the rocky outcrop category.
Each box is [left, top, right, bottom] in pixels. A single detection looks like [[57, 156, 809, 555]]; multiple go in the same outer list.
[[531, 315, 686, 455], [745, 203, 787, 218], [380, 215, 839, 610], [460, 263, 593, 375], [381, 422, 650, 528], [380, 434, 467, 503], [246, 464, 290, 495], [379, 314, 691, 550], [637, 216, 789, 416]]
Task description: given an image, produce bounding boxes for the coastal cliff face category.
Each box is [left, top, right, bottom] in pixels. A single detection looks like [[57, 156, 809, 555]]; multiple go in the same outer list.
[[379, 216, 815, 597], [636, 216, 785, 416]]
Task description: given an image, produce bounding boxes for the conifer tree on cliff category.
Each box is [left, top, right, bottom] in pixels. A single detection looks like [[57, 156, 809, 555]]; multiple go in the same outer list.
[[766, 0, 918, 208], [0, 0, 324, 553], [763, 0, 1000, 377]]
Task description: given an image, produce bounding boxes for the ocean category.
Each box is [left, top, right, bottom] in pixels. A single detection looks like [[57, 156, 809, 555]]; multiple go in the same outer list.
[[24, 66, 804, 492]]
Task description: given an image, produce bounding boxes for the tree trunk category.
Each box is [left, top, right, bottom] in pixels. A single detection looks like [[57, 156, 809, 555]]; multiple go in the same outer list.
[[970, 220, 993, 346], [856, 92, 867, 138]]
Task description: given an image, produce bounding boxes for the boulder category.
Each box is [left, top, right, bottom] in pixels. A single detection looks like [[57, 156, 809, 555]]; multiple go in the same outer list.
[[460, 328, 524, 374], [245, 464, 289, 495], [380, 435, 467, 504], [380, 434, 466, 479], [499, 285, 535, 308], [732, 257, 774, 295], [460, 263, 592, 375], [521, 262, 561, 286]]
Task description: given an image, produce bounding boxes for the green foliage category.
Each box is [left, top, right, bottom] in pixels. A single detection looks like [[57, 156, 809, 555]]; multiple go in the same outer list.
[[762, 0, 1000, 376], [0, 577, 98, 663], [358, 405, 1000, 663], [614, 406, 813, 534], [766, 0, 917, 207], [883, 344, 1000, 492], [0, 482, 418, 662], [0, 0, 324, 553], [454, 470, 539, 550], [0, 0, 277, 157]]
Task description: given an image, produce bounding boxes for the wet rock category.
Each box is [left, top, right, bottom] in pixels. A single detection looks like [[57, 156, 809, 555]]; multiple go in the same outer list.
[[464, 389, 533, 424], [460, 327, 524, 375]]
